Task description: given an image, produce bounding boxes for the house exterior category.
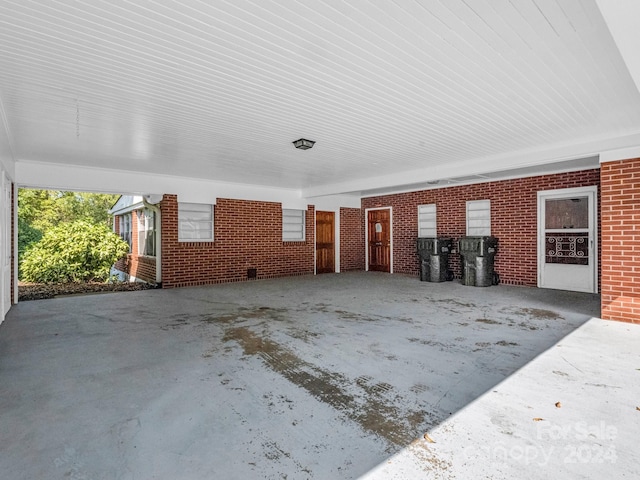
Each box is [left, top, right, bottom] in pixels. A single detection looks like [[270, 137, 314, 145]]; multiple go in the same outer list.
[[1, 2, 639, 326], [109, 196, 159, 284], [99, 157, 640, 325]]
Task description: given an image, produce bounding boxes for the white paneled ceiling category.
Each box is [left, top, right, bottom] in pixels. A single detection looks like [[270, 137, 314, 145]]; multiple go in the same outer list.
[[1, 0, 639, 195]]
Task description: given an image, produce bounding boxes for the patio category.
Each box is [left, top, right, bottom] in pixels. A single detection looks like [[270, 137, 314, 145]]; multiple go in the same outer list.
[[0, 272, 637, 479]]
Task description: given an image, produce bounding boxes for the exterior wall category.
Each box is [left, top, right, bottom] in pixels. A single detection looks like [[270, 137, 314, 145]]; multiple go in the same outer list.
[[113, 210, 157, 284], [340, 207, 364, 271], [600, 159, 640, 323], [160, 195, 315, 288], [10, 183, 14, 304], [361, 169, 600, 287]]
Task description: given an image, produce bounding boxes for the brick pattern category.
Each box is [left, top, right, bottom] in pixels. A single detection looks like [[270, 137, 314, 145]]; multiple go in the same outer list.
[[160, 195, 315, 288], [601, 159, 640, 323], [362, 169, 600, 287], [340, 207, 364, 271], [113, 210, 157, 284]]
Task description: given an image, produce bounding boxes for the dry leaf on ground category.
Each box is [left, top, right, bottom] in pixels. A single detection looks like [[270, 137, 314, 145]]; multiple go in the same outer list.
[[423, 433, 436, 443]]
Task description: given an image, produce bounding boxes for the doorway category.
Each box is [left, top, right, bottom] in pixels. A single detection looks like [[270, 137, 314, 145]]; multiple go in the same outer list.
[[315, 211, 335, 274], [537, 186, 597, 293], [366, 208, 392, 273]]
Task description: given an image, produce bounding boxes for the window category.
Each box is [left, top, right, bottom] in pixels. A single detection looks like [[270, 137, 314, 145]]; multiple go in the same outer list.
[[119, 213, 132, 250], [178, 203, 213, 241], [466, 200, 491, 236], [417, 204, 437, 237], [282, 209, 305, 241], [137, 208, 156, 256]]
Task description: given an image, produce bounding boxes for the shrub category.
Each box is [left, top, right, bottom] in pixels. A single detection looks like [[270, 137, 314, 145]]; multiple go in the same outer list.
[[17, 218, 43, 279], [18, 217, 43, 258], [21, 221, 130, 283]]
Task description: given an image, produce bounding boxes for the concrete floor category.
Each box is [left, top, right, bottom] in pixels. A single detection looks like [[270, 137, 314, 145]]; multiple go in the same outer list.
[[0, 272, 637, 479]]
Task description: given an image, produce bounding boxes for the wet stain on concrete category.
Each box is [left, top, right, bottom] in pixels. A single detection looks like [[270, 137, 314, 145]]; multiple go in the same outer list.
[[203, 306, 289, 324], [517, 321, 539, 331], [410, 383, 428, 394], [160, 313, 191, 330], [224, 327, 427, 448], [431, 299, 477, 308], [333, 309, 414, 324], [501, 306, 563, 321], [408, 439, 453, 479], [408, 338, 450, 349], [287, 329, 322, 344], [475, 318, 502, 325], [520, 308, 562, 320]]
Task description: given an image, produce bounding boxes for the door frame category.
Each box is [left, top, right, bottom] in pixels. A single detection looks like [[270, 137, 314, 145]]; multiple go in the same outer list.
[[1, 170, 12, 321], [365, 207, 393, 273], [537, 186, 598, 293], [315, 210, 336, 274]]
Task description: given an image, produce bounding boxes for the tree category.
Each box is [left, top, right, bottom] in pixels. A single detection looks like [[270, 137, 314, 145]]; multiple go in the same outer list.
[[20, 221, 130, 284], [18, 189, 120, 231], [17, 189, 122, 281]]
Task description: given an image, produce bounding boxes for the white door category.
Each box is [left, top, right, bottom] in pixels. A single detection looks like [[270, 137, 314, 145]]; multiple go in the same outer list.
[[1, 171, 11, 317], [538, 186, 597, 293]]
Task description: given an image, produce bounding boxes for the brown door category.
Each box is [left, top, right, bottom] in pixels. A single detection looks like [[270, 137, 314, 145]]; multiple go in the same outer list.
[[368, 209, 391, 272], [316, 211, 335, 274]]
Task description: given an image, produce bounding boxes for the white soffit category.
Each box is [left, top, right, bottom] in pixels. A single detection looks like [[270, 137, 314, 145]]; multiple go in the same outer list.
[[1, 0, 639, 196], [596, 0, 640, 95]]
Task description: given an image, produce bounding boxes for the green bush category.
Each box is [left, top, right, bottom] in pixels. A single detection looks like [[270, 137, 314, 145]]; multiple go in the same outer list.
[[21, 221, 130, 284], [18, 217, 43, 257]]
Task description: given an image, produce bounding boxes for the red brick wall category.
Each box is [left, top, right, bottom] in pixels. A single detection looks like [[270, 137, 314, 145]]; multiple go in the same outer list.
[[112, 210, 157, 284], [160, 195, 315, 288], [601, 159, 640, 323], [361, 169, 600, 287], [340, 207, 364, 271]]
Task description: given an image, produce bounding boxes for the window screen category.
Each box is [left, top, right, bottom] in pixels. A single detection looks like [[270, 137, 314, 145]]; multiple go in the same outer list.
[[418, 204, 437, 237], [179, 203, 214, 241], [282, 209, 305, 241], [466, 200, 491, 236]]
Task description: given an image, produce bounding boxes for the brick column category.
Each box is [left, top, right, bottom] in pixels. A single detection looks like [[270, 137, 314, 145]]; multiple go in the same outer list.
[[600, 158, 640, 323], [340, 207, 364, 270]]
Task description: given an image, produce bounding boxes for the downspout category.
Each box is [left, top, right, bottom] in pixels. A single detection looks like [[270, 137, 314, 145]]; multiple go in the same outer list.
[[142, 194, 162, 286]]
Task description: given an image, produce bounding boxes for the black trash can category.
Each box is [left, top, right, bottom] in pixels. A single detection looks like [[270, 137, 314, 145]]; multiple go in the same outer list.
[[458, 236, 498, 287], [417, 237, 453, 282]]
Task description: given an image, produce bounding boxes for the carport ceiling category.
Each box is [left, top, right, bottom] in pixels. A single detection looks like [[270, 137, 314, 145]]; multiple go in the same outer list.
[[1, 1, 640, 196]]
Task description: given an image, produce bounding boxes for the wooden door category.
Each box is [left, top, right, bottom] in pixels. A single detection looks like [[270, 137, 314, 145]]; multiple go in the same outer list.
[[367, 208, 391, 272], [316, 211, 335, 274]]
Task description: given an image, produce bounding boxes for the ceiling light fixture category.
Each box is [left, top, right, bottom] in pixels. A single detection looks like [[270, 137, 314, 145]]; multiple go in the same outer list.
[[292, 138, 315, 150]]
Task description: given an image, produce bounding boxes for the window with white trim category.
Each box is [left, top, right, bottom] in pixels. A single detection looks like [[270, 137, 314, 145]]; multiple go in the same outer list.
[[417, 204, 437, 237], [137, 208, 156, 256], [119, 213, 132, 250], [466, 200, 491, 236], [178, 203, 214, 241], [282, 209, 305, 241]]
